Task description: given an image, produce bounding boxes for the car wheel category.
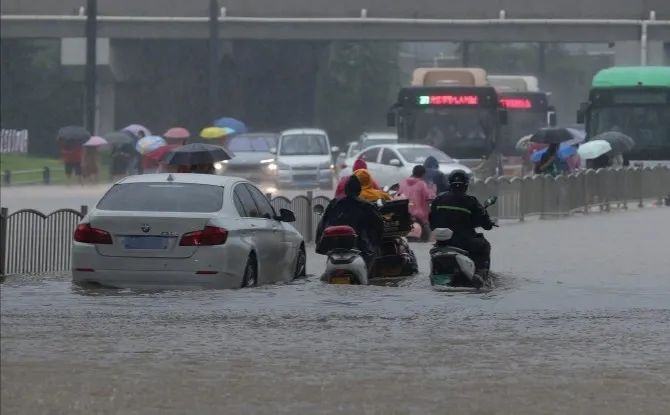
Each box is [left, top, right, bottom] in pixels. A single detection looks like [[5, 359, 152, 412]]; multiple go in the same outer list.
[[294, 244, 307, 279], [241, 253, 258, 288]]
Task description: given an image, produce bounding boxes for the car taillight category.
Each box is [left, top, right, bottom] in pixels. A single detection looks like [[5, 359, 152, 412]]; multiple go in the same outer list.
[[74, 224, 113, 244], [180, 226, 228, 246]]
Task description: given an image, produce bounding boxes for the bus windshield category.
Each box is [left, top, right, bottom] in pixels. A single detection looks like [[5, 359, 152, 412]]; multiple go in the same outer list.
[[589, 105, 670, 148], [405, 107, 496, 159]]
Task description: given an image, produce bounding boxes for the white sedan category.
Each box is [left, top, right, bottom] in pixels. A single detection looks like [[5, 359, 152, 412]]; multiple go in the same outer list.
[[72, 174, 306, 289], [338, 144, 472, 186]]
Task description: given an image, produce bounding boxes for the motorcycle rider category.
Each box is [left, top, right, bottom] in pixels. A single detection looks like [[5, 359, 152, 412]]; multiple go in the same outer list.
[[334, 158, 380, 199], [429, 170, 495, 274], [316, 175, 385, 271], [354, 169, 391, 202]]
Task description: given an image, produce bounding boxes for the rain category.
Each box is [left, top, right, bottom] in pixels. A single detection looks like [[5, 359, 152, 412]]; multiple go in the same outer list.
[[1, 1, 670, 414]]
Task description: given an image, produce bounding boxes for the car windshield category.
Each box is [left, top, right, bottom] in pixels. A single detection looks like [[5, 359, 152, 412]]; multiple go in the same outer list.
[[226, 135, 276, 152], [398, 148, 453, 164], [279, 134, 329, 155], [97, 183, 224, 212]]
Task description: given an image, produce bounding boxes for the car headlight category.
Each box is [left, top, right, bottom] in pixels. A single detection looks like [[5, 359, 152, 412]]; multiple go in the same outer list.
[[267, 163, 278, 171], [214, 162, 223, 170], [260, 158, 274, 164]]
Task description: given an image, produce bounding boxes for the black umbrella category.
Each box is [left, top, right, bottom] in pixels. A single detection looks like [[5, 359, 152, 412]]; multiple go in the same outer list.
[[104, 130, 136, 147], [591, 131, 635, 154], [162, 143, 235, 165], [530, 128, 579, 144], [57, 125, 90, 144]]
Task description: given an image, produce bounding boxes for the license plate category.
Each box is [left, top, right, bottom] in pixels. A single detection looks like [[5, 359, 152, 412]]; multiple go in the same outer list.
[[123, 236, 171, 250], [330, 275, 352, 284], [294, 174, 317, 182]]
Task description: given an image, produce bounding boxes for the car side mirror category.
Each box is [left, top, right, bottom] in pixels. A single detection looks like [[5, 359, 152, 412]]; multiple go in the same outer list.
[[270, 147, 277, 154], [498, 109, 508, 125], [389, 159, 402, 167], [331, 146, 340, 153], [313, 204, 325, 215], [277, 208, 296, 222], [547, 110, 557, 127], [484, 196, 498, 208]]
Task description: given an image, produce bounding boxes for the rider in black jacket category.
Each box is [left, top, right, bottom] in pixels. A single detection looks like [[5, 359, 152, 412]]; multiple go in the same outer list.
[[316, 175, 384, 270], [429, 170, 495, 272]]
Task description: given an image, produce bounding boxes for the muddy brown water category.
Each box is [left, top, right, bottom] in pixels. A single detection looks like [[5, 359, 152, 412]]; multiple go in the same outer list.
[[2, 208, 670, 414]]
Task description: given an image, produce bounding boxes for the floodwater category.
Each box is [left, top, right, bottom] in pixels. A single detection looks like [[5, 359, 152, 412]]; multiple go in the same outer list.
[[2, 207, 670, 414]]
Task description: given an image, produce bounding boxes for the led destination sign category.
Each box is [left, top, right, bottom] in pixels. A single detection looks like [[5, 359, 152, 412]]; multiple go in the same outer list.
[[417, 95, 479, 106]]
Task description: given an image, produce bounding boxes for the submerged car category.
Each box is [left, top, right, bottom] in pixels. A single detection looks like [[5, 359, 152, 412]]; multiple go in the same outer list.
[[215, 133, 278, 193], [339, 144, 472, 186], [72, 174, 305, 289]]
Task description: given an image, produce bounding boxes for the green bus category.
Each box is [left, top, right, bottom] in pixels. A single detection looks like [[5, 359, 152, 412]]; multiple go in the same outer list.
[[577, 66, 670, 162]]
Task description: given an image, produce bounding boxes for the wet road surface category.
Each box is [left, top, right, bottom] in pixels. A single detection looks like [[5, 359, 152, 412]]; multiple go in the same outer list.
[[2, 207, 670, 414]]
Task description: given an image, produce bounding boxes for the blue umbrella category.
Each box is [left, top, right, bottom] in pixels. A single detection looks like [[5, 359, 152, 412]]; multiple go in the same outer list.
[[136, 135, 167, 155], [530, 144, 577, 163], [213, 117, 248, 134]]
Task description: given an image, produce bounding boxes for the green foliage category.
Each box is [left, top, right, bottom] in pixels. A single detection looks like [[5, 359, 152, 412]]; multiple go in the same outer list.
[[316, 42, 400, 144], [1, 40, 83, 157]]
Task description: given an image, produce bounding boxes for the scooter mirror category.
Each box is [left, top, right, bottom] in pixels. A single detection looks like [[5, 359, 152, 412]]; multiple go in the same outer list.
[[484, 196, 498, 208], [313, 204, 325, 215]]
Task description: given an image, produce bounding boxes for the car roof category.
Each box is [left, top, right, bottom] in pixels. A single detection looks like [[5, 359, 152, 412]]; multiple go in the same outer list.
[[117, 173, 244, 187], [280, 128, 327, 136], [233, 132, 278, 138]]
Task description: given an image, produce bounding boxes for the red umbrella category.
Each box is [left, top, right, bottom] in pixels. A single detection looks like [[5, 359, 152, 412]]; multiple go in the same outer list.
[[164, 127, 190, 140], [145, 144, 179, 161]]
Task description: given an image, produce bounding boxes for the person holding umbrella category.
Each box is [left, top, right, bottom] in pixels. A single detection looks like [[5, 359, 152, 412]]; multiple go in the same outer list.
[[81, 136, 108, 184], [57, 126, 91, 185]]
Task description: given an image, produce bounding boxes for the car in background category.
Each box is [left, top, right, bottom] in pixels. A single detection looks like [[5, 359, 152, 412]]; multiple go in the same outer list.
[[359, 131, 398, 150], [72, 174, 306, 289], [271, 128, 338, 190], [215, 132, 278, 193], [338, 144, 472, 186], [338, 132, 398, 172]]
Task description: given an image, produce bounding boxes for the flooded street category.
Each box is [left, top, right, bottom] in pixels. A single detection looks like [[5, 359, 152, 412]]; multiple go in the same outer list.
[[2, 207, 670, 414]]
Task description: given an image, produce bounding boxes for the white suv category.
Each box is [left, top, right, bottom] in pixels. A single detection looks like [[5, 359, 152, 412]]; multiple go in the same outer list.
[[272, 128, 338, 190]]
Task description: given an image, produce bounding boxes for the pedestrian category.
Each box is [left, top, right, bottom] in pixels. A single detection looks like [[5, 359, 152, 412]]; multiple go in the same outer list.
[[81, 145, 99, 184], [423, 156, 449, 194], [110, 144, 132, 181], [397, 165, 435, 241], [61, 143, 83, 185], [534, 143, 560, 176]]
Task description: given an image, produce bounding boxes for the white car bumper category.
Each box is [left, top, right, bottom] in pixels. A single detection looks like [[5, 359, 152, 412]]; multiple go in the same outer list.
[[71, 242, 245, 289]]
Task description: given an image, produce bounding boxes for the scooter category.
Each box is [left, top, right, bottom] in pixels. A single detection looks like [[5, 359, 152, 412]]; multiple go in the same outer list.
[[429, 196, 498, 292], [314, 199, 417, 285]]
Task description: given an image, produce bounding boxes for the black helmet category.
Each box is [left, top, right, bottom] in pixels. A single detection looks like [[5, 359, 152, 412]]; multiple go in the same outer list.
[[448, 170, 470, 192]]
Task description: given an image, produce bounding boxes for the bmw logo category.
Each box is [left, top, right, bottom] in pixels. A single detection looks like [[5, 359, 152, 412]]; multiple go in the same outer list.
[[141, 224, 151, 233]]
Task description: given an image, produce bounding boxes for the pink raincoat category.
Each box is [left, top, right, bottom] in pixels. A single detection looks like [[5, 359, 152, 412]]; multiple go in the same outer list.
[[397, 177, 435, 224]]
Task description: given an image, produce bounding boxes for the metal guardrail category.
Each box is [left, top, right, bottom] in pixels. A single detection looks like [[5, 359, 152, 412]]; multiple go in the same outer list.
[[0, 166, 668, 276], [1, 167, 62, 185]]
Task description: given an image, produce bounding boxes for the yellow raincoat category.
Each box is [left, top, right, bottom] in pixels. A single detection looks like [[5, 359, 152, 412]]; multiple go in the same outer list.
[[354, 169, 391, 202]]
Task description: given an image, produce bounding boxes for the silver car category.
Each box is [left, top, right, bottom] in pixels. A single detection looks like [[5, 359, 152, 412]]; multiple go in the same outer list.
[[71, 174, 305, 289], [214, 133, 279, 193]]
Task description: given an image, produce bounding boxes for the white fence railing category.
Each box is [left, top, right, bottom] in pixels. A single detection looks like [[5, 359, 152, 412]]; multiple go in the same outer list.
[[0, 129, 28, 153]]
